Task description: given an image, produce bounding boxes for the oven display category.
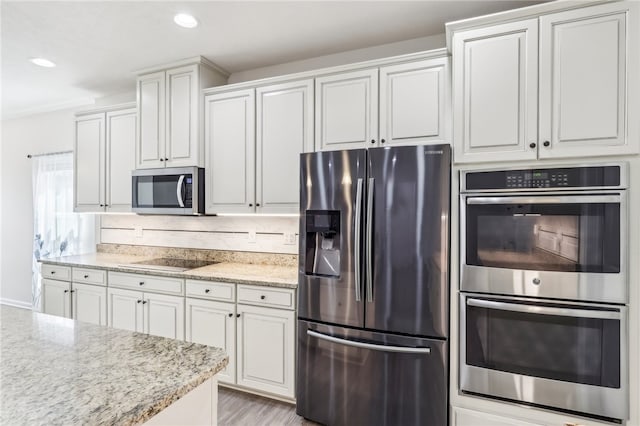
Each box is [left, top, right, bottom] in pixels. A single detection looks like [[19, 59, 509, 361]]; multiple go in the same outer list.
[[467, 166, 620, 190]]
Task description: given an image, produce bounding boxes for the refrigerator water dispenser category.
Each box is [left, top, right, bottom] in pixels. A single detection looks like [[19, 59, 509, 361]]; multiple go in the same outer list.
[[305, 210, 341, 277]]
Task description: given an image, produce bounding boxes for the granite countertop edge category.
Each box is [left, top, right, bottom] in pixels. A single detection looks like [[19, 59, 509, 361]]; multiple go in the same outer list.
[[132, 357, 229, 425], [39, 257, 298, 289]]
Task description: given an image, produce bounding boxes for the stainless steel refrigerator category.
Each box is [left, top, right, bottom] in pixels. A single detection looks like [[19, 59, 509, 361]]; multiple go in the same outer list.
[[296, 145, 451, 426]]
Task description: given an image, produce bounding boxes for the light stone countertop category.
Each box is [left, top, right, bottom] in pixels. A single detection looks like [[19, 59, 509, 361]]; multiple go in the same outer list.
[[40, 252, 298, 289], [0, 305, 228, 425]]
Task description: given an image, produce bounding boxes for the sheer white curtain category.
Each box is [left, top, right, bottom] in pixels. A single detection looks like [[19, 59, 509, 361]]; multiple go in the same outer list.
[[32, 152, 95, 311]]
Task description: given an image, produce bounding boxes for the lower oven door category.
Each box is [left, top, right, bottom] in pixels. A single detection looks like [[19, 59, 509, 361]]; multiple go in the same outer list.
[[460, 293, 627, 421]]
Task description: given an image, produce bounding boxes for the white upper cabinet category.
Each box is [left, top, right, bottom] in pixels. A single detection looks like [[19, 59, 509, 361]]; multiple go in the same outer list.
[[452, 19, 539, 163], [106, 108, 136, 212], [315, 69, 378, 151], [256, 79, 314, 213], [137, 71, 166, 169], [379, 57, 449, 146], [450, 1, 639, 163], [205, 78, 313, 215], [75, 113, 105, 212], [75, 105, 136, 213], [205, 89, 256, 214], [539, 2, 635, 158], [136, 58, 228, 170]]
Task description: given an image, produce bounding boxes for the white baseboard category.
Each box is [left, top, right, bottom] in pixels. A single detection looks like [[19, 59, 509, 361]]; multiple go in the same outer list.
[[0, 298, 32, 310]]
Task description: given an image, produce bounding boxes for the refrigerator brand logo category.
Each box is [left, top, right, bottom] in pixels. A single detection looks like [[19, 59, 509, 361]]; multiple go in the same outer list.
[[424, 150, 443, 155]]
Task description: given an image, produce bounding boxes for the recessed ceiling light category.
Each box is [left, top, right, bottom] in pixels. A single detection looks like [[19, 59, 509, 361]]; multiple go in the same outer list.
[[174, 13, 198, 28], [30, 57, 56, 68]]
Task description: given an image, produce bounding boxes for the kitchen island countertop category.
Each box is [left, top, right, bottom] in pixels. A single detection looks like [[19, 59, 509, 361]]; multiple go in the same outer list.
[[0, 305, 228, 425], [40, 252, 298, 289]]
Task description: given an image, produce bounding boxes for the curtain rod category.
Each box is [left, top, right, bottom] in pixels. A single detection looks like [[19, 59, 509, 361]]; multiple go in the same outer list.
[[26, 150, 73, 159]]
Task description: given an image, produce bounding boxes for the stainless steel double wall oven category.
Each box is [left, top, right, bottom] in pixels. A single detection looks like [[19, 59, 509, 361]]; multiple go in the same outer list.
[[459, 164, 628, 422]]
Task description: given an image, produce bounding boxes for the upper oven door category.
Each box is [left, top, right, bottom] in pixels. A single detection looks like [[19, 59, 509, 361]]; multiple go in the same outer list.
[[461, 192, 627, 303]]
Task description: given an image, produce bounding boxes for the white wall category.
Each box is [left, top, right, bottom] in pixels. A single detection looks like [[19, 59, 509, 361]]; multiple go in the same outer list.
[[228, 34, 445, 84], [0, 108, 77, 307]]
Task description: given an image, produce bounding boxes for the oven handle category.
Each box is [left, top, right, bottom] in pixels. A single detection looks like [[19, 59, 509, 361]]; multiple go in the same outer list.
[[467, 298, 621, 320], [466, 195, 621, 205]]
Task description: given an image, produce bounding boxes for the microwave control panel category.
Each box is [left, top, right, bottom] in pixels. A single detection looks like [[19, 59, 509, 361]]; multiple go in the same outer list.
[[465, 166, 621, 191]]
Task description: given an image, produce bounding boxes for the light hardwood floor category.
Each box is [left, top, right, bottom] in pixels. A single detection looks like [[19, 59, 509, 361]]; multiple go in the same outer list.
[[218, 387, 320, 426]]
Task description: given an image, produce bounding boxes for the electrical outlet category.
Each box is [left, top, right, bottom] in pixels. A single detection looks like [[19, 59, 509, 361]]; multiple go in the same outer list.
[[134, 226, 143, 238], [283, 233, 297, 245], [248, 230, 257, 243]]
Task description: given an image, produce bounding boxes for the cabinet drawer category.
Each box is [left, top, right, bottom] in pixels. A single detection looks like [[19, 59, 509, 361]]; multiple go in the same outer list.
[[237, 285, 295, 310], [108, 271, 184, 296], [41, 264, 71, 281], [186, 280, 235, 302], [72, 267, 107, 286]]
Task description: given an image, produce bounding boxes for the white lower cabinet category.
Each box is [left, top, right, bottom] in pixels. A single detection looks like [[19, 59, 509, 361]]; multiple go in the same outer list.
[[452, 407, 544, 426], [42, 266, 107, 326], [72, 282, 107, 326], [108, 287, 184, 340], [236, 303, 295, 399], [186, 297, 235, 384], [42, 278, 72, 318]]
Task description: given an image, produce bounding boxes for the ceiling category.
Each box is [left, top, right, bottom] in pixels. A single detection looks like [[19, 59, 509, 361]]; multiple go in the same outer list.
[[1, 1, 545, 120]]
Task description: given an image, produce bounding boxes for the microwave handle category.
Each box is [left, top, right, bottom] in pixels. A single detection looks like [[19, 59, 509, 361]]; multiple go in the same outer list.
[[466, 194, 621, 205], [176, 175, 185, 208], [467, 298, 621, 320]]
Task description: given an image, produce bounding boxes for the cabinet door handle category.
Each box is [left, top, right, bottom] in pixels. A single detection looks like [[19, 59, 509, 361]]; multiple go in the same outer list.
[[370, 139, 375, 144], [84, 274, 89, 279], [228, 313, 233, 317], [160, 158, 164, 162], [70, 290, 76, 293], [64, 289, 69, 293], [249, 203, 253, 207], [137, 299, 142, 304], [142, 300, 148, 304], [529, 142, 537, 149], [256, 203, 261, 207], [380, 139, 386, 144], [543, 140, 551, 147], [204, 289, 211, 293], [236, 313, 241, 318], [139, 282, 144, 286], [165, 158, 169, 161], [50, 271, 56, 274]]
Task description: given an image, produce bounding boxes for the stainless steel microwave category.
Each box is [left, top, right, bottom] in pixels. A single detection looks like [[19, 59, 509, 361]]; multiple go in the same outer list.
[[132, 167, 204, 215]]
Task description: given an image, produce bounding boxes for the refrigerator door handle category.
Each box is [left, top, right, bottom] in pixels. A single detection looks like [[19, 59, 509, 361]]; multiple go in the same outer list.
[[366, 177, 374, 302], [354, 178, 364, 302], [307, 330, 431, 354]]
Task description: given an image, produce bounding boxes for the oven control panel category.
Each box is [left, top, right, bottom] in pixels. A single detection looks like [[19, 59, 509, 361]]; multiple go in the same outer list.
[[464, 166, 621, 191]]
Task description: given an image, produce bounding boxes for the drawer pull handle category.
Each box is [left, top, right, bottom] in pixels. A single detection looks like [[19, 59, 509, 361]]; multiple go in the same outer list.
[[51, 271, 56, 274], [260, 295, 266, 300], [84, 274, 89, 279], [205, 289, 211, 293], [139, 282, 144, 286]]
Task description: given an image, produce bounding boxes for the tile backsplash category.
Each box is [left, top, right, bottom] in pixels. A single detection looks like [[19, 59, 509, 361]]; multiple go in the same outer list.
[[100, 215, 299, 255]]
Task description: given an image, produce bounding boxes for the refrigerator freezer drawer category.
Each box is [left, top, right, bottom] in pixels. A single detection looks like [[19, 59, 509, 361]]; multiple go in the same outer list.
[[296, 320, 448, 426]]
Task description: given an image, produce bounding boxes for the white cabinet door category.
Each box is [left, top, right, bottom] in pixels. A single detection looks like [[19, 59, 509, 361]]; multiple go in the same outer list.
[[452, 407, 543, 426], [166, 65, 199, 167], [236, 304, 295, 398], [539, 2, 636, 158], [72, 283, 107, 326], [379, 57, 449, 146], [185, 298, 235, 384], [106, 108, 136, 212], [204, 89, 256, 214], [452, 19, 538, 163], [137, 71, 166, 169], [256, 79, 313, 214], [108, 288, 144, 333], [42, 279, 71, 318], [74, 113, 105, 212], [315, 69, 378, 151], [145, 293, 185, 340]]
